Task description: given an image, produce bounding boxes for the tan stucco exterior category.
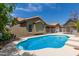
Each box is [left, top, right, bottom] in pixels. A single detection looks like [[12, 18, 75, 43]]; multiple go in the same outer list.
[[10, 24, 28, 37], [26, 18, 46, 34], [46, 24, 61, 33], [11, 17, 47, 37], [63, 19, 77, 34], [11, 16, 63, 37]]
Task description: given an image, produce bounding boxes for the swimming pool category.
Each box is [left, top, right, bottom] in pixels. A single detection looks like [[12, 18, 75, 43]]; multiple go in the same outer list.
[[16, 35, 69, 51]]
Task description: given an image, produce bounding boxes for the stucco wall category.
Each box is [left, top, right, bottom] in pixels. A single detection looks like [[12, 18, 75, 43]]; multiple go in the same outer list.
[[64, 21, 77, 33], [10, 19, 46, 37], [10, 24, 28, 37], [65, 21, 76, 27], [35, 23, 44, 32], [26, 20, 46, 34]]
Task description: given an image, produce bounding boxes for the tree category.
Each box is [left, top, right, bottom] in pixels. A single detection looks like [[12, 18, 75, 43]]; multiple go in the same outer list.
[[70, 11, 79, 32], [11, 18, 17, 26], [0, 3, 16, 41], [76, 20, 79, 32], [70, 11, 79, 20]]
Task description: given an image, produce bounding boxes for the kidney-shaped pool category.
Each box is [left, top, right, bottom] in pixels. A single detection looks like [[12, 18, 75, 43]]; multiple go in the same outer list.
[[16, 35, 69, 51]]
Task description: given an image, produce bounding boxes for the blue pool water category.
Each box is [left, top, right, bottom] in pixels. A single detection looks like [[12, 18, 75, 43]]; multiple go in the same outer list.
[[16, 35, 69, 50]]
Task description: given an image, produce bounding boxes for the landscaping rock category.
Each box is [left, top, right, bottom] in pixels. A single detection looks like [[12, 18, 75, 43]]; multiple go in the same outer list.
[[21, 52, 35, 56], [0, 42, 18, 56], [0, 42, 36, 56]]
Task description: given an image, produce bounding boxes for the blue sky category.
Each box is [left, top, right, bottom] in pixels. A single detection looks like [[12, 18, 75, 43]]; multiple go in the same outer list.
[[11, 3, 79, 25]]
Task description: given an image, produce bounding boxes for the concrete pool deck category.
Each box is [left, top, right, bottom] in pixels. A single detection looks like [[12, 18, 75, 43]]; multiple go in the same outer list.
[[21, 45, 78, 56], [13, 33, 79, 56]]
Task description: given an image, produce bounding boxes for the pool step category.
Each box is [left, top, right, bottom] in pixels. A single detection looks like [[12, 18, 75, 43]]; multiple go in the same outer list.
[[69, 39, 79, 42], [69, 37, 79, 42], [66, 40, 79, 47]]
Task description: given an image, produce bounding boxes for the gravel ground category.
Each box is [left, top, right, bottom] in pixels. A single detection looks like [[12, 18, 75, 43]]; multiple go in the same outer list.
[[0, 42, 18, 56], [0, 42, 35, 56]]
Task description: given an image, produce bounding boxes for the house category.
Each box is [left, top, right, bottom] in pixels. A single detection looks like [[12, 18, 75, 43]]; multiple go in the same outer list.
[[63, 18, 78, 34], [46, 23, 62, 33], [10, 16, 62, 37], [10, 16, 47, 37]]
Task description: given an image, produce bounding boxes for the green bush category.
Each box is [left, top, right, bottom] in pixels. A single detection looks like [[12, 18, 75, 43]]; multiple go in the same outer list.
[[1, 32, 12, 41]]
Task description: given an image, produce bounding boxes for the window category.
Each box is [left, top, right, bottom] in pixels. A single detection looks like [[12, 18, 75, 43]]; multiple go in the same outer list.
[[28, 24, 33, 32]]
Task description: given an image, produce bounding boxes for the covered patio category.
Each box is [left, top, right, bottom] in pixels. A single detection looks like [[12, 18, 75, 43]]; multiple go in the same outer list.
[[46, 23, 61, 33]]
